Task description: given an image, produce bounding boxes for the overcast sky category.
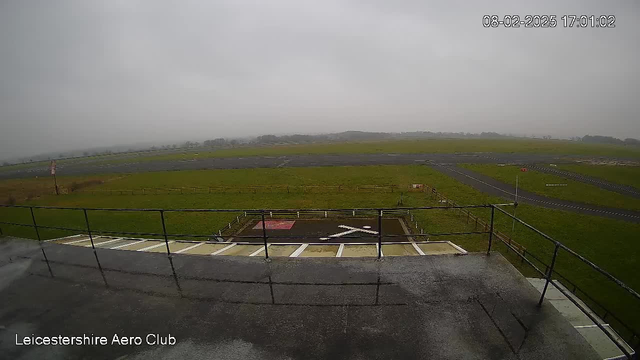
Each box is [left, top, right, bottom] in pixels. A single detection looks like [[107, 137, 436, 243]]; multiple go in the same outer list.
[[1, 0, 639, 160]]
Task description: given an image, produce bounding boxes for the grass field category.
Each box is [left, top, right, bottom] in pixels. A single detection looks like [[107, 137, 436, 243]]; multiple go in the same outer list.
[[460, 164, 640, 211], [1, 164, 639, 339], [557, 164, 640, 189], [93, 139, 640, 165], [4, 138, 639, 172]]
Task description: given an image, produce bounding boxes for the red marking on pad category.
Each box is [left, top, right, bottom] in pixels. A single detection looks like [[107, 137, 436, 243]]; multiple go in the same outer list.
[[253, 221, 296, 230]]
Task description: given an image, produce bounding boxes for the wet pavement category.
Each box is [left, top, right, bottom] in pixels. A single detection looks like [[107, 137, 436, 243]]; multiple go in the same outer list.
[[0, 236, 600, 359]]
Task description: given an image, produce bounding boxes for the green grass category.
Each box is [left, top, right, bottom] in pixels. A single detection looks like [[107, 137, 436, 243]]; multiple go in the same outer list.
[[461, 164, 640, 211], [1, 165, 639, 339], [557, 164, 640, 190], [83, 138, 640, 165], [4, 138, 639, 172]]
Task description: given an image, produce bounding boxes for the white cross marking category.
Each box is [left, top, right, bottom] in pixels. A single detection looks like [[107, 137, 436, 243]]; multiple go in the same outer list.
[[322, 225, 379, 240]]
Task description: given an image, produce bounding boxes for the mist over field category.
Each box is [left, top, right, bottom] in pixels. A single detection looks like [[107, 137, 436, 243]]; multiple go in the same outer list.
[[1, 0, 639, 160]]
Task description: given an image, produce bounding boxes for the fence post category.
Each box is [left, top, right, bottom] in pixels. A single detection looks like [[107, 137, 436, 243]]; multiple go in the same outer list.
[[487, 206, 495, 255], [30, 207, 53, 277], [83, 208, 108, 286], [261, 212, 269, 260], [83, 209, 97, 250], [538, 243, 560, 307], [377, 209, 383, 259], [160, 210, 171, 256]]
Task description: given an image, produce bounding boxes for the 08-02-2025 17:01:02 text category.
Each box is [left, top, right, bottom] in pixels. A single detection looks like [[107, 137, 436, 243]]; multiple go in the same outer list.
[[482, 15, 616, 28]]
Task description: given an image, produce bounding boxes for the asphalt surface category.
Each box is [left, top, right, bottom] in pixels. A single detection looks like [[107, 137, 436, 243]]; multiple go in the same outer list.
[[430, 165, 640, 223], [527, 165, 640, 199], [237, 218, 405, 244], [0, 153, 583, 180], [0, 237, 599, 360]]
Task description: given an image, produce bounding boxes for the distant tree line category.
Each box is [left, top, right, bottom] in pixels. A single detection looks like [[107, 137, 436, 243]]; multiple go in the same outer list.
[[581, 135, 639, 146], [247, 131, 517, 145], [4, 131, 639, 167]]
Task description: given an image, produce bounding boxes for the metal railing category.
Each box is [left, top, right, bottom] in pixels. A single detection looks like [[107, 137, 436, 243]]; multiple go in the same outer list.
[[491, 204, 639, 359], [74, 184, 405, 196], [0, 202, 638, 358], [0, 204, 495, 254]]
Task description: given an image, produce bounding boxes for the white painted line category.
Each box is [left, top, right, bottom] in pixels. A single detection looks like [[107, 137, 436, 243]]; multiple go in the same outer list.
[[329, 229, 359, 238], [337, 225, 378, 234], [249, 244, 271, 257], [211, 243, 236, 255], [175, 242, 204, 254], [63, 237, 95, 245], [447, 241, 468, 255], [290, 244, 308, 257], [111, 239, 146, 249], [336, 244, 345, 257], [86, 238, 123, 248], [45, 234, 84, 243], [604, 354, 630, 360], [574, 324, 610, 329], [138, 241, 173, 252], [412, 242, 426, 255]]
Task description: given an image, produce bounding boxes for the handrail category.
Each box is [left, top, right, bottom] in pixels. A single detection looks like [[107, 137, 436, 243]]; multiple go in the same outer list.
[[0, 204, 495, 212], [0, 201, 636, 357], [492, 204, 640, 302]]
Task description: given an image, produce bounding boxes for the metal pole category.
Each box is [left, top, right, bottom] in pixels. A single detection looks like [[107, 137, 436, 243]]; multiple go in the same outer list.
[[487, 206, 495, 255], [538, 243, 560, 307], [83, 209, 97, 249], [84, 209, 108, 286], [53, 173, 59, 195], [261, 212, 269, 259], [512, 175, 518, 232], [30, 207, 53, 276], [377, 209, 383, 259], [160, 210, 171, 256]]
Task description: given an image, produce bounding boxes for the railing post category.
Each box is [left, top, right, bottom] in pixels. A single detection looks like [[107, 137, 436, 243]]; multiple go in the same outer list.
[[84, 208, 108, 286], [377, 209, 383, 259], [261, 211, 269, 259], [30, 207, 53, 277], [160, 210, 171, 256], [538, 243, 560, 307], [83, 209, 97, 250], [487, 206, 495, 255]]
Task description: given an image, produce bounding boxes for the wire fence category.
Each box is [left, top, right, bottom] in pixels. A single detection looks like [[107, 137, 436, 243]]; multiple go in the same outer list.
[[74, 184, 413, 196]]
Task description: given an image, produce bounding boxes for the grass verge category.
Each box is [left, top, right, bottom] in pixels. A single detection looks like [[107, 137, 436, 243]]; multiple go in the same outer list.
[[460, 164, 640, 211], [556, 164, 640, 190]]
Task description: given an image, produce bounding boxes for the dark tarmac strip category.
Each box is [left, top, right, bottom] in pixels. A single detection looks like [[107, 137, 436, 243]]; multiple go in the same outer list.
[[528, 165, 640, 199], [0, 237, 599, 360], [430, 165, 640, 223], [0, 153, 582, 179]]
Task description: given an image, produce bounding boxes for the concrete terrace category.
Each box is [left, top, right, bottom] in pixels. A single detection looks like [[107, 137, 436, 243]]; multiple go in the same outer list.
[[0, 237, 600, 360]]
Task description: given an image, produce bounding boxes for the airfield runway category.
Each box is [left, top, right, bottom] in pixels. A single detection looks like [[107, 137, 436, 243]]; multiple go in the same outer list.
[[430, 165, 640, 223], [0, 152, 586, 180]]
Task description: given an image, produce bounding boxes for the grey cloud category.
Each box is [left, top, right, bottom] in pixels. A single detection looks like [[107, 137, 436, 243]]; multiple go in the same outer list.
[[0, 0, 639, 159]]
